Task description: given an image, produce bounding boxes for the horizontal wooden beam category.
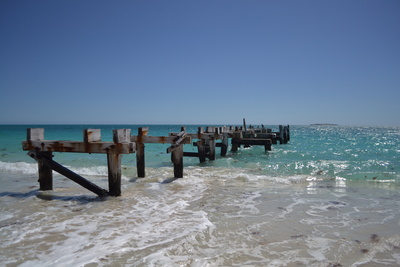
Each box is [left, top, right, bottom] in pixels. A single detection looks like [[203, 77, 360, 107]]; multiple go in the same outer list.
[[231, 138, 272, 146], [170, 132, 224, 140], [183, 152, 200, 157], [131, 135, 191, 144], [22, 140, 135, 154]]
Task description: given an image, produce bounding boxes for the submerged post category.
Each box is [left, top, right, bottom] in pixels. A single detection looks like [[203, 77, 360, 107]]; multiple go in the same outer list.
[[171, 145, 184, 178]]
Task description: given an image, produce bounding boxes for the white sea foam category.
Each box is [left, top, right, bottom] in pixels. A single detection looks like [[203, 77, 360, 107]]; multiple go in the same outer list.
[[0, 161, 38, 174]]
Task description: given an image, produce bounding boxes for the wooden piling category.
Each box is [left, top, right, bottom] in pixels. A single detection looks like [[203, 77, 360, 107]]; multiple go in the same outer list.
[[197, 140, 206, 162], [37, 151, 53, 190], [107, 153, 121, 196], [231, 131, 242, 152], [220, 132, 229, 156], [27, 128, 53, 190], [84, 129, 101, 142], [171, 145, 184, 178], [108, 129, 131, 196], [136, 127, 148, 178]]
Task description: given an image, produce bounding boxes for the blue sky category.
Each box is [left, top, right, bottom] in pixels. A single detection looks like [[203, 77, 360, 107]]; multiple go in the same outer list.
[[1, 0, 399, 126]]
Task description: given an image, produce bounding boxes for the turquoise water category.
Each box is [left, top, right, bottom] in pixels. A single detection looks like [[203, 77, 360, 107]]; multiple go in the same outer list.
[[1, 124, 398, 181], [1, 124, 400, 266]]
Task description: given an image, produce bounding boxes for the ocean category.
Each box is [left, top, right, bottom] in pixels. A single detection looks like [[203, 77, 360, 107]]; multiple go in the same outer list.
[[0, 124, 399, 266]]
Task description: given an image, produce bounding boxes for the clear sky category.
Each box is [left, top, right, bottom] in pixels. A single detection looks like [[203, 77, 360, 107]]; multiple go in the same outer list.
[[1, 0, 399, 126]]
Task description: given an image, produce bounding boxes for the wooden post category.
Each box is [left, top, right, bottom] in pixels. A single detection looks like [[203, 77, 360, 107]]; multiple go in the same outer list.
[[171, 145, 184, 178], [136, 127, 148, 178], [196, 140, 206, 163], [27, 128, 53, 190], [108, 129, 130, 196], [38, 151, 53, 190], [107, 153, 121, 196], [231, 131, 242, 152], [220, 132, 229, 156], [283, 126, 288, 144], [279, 125, 283, 144], [208, 130, 217, 160], [83, 129, 101, 142], [113, 129, 131, 143], [27, 128, 44, 141]]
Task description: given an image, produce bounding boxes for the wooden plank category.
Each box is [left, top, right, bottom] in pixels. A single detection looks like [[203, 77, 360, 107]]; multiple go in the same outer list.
[[131, 135, 191, 144], [22, 140, 134, 154], [28, 151, 108, 197], [170, 132, 224, 140], [183, 152, 199, 157]]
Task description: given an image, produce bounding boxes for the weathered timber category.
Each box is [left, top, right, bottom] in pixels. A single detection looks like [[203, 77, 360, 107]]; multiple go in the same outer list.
[[171, 144, 184, 178], [177, 127, 227, 162], [107, 153, 122, 196], [23, 128, 135, 197], [23, 123, 289, 197], [131, 135, 191, 144], [136, 127, 148, 178], [230, 131, 242, 152], [84, 129, 101, 142], [219, 132, 229, 156], [38, 151, 53, 190], [183, 152, 200, 157], [207, 139, 216, 160], [231, 138, 272, 151], [167, 131, 189, 153], [28, 151, 108, 197], [23, 140, 134, 154], [27, 128, 44, 141], [170, 132, 223, 141], [25, 129, 53, 190], [196, 140, 207, 163]]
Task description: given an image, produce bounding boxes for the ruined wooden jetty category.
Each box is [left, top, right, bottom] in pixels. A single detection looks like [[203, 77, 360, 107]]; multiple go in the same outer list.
[[23, 121, 289, 197]]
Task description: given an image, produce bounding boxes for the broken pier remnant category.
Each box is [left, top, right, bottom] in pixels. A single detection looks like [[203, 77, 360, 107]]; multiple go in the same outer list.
[[22, 122, 289, 197]]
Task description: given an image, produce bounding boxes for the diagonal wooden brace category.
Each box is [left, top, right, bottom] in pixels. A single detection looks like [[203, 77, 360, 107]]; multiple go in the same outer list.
[[28, 151, 109, 197]]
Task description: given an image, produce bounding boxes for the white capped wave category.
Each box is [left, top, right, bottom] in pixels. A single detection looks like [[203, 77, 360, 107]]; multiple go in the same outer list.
[[0, 161, 38, 175]]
